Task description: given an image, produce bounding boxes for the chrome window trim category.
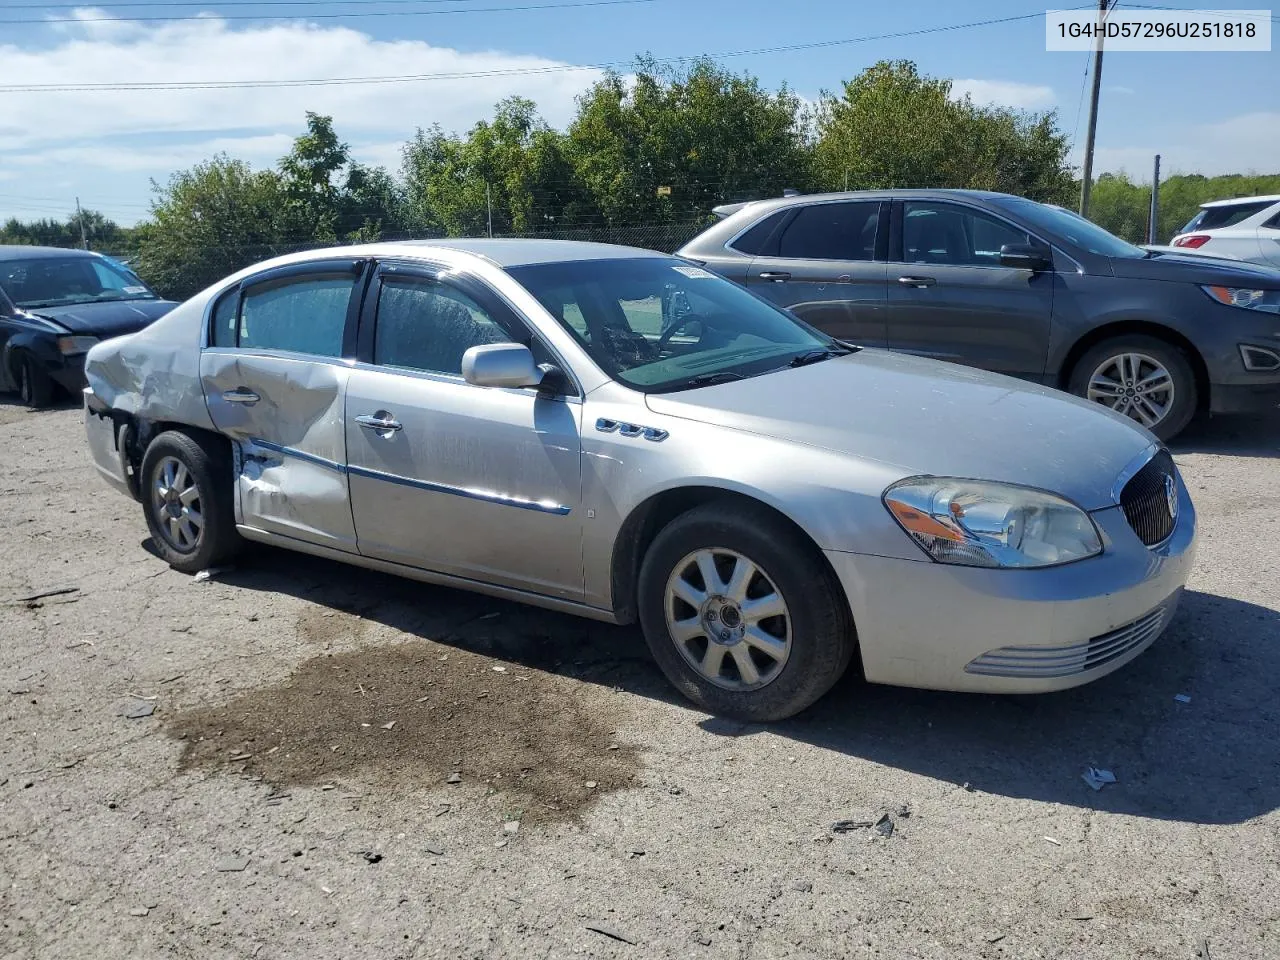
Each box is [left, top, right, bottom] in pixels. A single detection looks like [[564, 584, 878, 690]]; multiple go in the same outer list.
[[1108, 441, 1162, 506]]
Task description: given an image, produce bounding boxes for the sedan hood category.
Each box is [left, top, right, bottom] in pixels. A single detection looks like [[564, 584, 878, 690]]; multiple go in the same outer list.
[[1111, 251, 1280, 286], [646, 350, 1154, 510], [26, 298, 178, 336]]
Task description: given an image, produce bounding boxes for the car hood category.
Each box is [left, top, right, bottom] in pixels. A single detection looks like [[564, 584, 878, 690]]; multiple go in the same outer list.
[[1111, 251, 1280, 286], [645, 350, 1155, 511], [25, 298, 178, 336]]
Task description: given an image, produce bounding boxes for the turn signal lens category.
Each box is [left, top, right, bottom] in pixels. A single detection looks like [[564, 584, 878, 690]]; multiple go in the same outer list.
[[56, 335, 99, 355]]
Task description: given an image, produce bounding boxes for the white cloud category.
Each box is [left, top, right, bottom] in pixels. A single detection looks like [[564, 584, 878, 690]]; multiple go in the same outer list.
[[1105, 85, 1136, 95], [950, 79, 1056, 110], [0, 14, 603, 222], [1079, 112, 1280, 179]]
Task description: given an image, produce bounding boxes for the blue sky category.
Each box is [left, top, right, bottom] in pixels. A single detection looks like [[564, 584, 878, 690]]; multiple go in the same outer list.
[[0, 0, 1276, 225]]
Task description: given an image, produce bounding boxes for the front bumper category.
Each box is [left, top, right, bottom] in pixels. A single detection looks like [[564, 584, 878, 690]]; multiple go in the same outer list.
[[47, 353, 88, 393], [827, 482, 1197, 694], [83, 389, 134, 499], [1210, 380, 1280, 415]]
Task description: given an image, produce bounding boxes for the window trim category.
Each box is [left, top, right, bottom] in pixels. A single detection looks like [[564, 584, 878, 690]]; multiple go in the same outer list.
[[357, 259, 582, 399]]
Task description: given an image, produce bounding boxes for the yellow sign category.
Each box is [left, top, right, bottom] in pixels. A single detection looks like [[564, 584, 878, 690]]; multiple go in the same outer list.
[[656, 185, 671, 197]]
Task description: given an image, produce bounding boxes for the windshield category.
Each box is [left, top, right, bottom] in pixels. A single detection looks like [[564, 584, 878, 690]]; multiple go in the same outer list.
[[507, 257, 844, 392], [0, 255, 157, 309], [997, 198, 1148, 259]]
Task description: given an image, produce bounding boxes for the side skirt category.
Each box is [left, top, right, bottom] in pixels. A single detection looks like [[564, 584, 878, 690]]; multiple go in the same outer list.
[[235, 524, 622, 625]]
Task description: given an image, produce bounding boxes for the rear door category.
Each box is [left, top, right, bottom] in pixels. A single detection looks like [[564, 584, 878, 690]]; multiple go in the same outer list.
[[883, 199, 1054, 380], [201, 259, 366, 551], [344, 262, 584, 599], [742, 200, 889, 346]]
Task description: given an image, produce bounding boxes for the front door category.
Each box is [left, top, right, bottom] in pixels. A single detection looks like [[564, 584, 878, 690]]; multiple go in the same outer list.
[[884, 200, 1054, 380], [345, 263, 584, 599], [743, 199, 889, 347], [201, 259, 365, 550]]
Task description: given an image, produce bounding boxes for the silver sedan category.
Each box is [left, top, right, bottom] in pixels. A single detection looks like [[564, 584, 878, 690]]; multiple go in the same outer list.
[[83, 240, 1196, 720]]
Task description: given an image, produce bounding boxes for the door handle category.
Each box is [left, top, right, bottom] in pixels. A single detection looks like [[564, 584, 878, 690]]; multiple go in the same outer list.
[[897, 276, 937, 288], [222, 389, 260, 404], [355, 413, 402, 433], [757, 271, 791, 282]]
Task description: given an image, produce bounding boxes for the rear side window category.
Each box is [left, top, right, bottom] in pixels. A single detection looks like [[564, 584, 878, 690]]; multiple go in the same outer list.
[[1264, 209, 1280, 230], [1191, 200, 1274, 231], [373, 278, 513, 376], [237, 276, 353, 357], [728, 210, 788, 255], [776, 202, 880, 260], [210, 289, 238, 347]]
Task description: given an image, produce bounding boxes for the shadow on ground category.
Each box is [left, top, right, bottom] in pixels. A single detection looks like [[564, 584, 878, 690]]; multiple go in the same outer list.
[[187, 545, 1280, 826], [1171, 412, 1280, 458]]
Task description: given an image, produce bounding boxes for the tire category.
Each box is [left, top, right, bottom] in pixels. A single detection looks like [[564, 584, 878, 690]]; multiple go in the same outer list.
[[16, 353, 55, 409], [637, 501, 856, 722], [140, 430, 242, 573], [1068, 335, 1198, 442]]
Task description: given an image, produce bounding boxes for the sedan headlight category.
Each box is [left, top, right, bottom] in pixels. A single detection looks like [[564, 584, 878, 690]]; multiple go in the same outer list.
[[56, 335, 99, 356], [1201, 285, 1280, 314], [883, 478, 1102, 569]]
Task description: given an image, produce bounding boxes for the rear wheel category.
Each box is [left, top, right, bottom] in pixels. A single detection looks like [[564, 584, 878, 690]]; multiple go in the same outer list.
[[1069, 335, 1197, 441], [17, 354, 55, 409], [637, 501, 856, 721], [141, 430, 242, 573]]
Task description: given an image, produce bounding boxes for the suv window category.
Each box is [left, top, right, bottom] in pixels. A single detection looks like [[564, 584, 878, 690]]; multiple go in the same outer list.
[[728, 210, 789, 256], [374, 278, 513, 376], [902, 202, 1031, 266], [211, 289, 238, 347], [777, 202, 880, 260], [237, 275, 353, 357], [1186, 200, 1274, 232]]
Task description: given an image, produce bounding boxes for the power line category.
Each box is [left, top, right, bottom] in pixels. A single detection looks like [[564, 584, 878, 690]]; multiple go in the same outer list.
[[1, 0, 653, 23], [0, 6, 1098, 93]]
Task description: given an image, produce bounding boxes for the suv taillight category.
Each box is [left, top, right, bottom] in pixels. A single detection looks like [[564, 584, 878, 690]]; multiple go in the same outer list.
[[1174, 234, 1212, 248]]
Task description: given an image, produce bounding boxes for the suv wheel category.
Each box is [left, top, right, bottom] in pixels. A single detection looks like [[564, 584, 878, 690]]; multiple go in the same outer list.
[[1069, 335, 1197, 441], [141, 430, 242, 573], [637, 501, 856, 721]]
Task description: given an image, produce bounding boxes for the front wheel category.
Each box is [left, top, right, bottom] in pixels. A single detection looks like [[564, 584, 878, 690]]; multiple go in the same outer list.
[[17, 354, 55, 409], [141, 430, 242, 573], [1069, 335, 1198, 442], [637, 502, 856, 721]]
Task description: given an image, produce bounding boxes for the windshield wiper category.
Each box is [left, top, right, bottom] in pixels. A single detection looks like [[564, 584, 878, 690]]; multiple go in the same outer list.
[[787, 347, 849, 368], [673, 371, 747, 390]]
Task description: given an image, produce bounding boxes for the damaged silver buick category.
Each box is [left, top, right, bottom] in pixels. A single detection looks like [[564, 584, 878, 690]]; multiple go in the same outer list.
[[83, 240, 1196, 720]]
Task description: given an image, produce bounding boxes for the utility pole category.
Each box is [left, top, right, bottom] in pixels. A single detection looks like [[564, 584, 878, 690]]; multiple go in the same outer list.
[[74, 196, 88, 249], [1078, 0, 1112, 218], [485, 181, 493, 238], [1147, 154, 1161, 244]]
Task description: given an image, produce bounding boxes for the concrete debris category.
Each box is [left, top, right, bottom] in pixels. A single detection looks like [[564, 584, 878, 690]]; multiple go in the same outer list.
[[215, 857, 250, 872], [875, 813, 895, 838], [586, 925, 636, 945], [585, 781, 598, 789], [1081, 767, 1117, 791], [790, 880, 812, 893], [380, 721, 396, 730], [129, 907, 149, 917], [503, 820, 520, 835], [446, 772, 462, 784], [122, 701, 156, 720]]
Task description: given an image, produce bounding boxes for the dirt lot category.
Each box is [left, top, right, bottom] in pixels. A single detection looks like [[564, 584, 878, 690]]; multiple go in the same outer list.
[[2, 399, 1278, 960]]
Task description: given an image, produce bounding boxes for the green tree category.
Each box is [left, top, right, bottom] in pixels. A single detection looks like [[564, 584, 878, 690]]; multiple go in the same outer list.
[[1087, 171, 1280, 243], [1, 210, 125, 249], [814, 60, 1073, 203], [566, 58, 812, 224]]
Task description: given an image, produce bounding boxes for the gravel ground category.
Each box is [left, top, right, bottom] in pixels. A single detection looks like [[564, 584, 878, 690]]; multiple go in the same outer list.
[[2, 399, 1278, 959]]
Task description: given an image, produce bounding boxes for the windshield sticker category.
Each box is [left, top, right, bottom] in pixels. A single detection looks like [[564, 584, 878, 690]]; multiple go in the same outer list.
[[123, 285, 148, 294], [672, 265, 715, 280]]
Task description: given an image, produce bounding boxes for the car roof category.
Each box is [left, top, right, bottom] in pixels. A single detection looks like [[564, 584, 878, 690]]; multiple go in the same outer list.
[[709, 188, 1018, 219], [0, 245, 104, 261], [394, 238, 672, 267], [1200, 195, 1280, 208]]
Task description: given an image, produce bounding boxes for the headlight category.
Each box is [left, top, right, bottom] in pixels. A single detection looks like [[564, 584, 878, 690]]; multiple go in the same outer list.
[[1201, 285, 1280, 314], [56, 335, 99, 355], [883, 478, 1102, 569]]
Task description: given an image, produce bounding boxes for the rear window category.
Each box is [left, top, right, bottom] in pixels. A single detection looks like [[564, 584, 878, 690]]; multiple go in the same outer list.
[[1183, 200, 1274, 233], [727, 210, 789, 256]]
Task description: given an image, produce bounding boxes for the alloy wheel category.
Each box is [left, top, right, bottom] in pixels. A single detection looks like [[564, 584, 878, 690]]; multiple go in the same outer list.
[[1086, 352, 1175, 429], [664, 547, 791, 691], [151, 456, 205, 553]]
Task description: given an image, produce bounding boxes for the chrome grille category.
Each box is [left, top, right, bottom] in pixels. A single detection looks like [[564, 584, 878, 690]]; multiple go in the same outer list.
[[965, 602, 1173, 678], [1120, 450, 1177, 546]]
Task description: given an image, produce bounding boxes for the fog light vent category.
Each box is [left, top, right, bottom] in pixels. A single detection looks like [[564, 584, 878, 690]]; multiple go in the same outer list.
[[1240, 344, 1280, 372]]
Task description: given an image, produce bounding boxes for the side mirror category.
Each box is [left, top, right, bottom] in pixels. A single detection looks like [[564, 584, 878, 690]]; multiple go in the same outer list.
[[999, 243, 1054, 272], [461, 343, 544, 389]]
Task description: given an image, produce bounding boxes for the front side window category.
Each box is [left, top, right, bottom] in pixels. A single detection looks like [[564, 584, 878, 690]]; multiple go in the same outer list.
[[509, 257, 844, 392], [902, 202, 1031, 267], [997, 197, 1146, 259], [777, 202, 881, 261], [237, 275, 353, 357], [373, 278, 513, 376], [0, 255, 158, 309]]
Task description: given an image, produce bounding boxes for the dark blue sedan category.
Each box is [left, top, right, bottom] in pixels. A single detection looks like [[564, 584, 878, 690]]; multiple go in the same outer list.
[[0, 246, 177, 408]]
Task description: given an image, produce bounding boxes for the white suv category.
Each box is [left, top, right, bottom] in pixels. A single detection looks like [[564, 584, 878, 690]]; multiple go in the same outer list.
[[1170, 195, 1280, 267]]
